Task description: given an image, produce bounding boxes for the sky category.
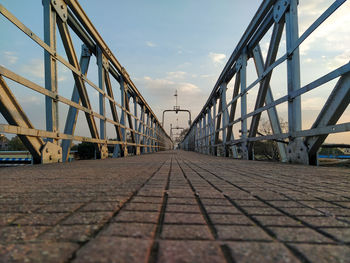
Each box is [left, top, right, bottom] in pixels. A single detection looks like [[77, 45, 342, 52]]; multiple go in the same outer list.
[[0, 0, 349, 144]]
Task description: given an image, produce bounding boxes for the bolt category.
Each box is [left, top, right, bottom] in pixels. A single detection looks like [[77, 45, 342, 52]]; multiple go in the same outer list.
[[46, 148, 49, 153], [61, 4, 64, 9], [58, 150, 61, 154], [53, 0, 56, 5]]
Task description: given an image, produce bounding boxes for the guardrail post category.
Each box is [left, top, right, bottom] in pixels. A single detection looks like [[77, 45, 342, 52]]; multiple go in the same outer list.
[[286, 0, 308, 164], [43, 0, 58, 144], [239, 53, 248, 159]]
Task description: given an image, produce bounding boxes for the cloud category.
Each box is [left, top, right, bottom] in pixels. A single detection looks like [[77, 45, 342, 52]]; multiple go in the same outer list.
[[302, 97, 326, 111], [20, 59, 44, 80], [166, 71, 187, 80], [20, 59, 69, 83], [3, 51, 18, 65], [208, 52, 226, 65], [146, 41, 156, 47]]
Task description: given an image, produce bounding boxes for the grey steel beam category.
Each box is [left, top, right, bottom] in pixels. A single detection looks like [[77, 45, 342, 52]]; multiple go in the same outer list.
[[97, 47, 106, 141], [305, 72, 350, 165], [214, 96, 222, 156], [286, 0, 302, 135], [61, 44, 91, 162], [43, 0, 58, 143]]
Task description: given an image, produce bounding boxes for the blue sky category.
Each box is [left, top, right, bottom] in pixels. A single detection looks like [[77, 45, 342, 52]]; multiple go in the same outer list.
[[0, 0, 349, 143]]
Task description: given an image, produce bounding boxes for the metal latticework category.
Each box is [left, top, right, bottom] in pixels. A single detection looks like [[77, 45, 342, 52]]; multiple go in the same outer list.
[[179, 0, 349, 165], [0, 1, 172, 164]]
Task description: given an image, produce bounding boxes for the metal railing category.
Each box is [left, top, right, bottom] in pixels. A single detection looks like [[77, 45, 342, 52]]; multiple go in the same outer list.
[[179, 0, 350, 165], [0, 0, 172, 164]]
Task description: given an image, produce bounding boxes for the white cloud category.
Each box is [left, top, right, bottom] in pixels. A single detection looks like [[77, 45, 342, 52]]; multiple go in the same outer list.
[[146, 41, 156, 47], [166, 71, 187, 80], [302, 97, 326, 111], [20, 59, 44, 79], [3, 51, 18, 65], [208, 52, 226, 65]]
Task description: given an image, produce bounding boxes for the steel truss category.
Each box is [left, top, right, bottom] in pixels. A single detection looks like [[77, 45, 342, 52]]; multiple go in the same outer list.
[[179, 0, 349, 165], [0, 1, 172, 164]]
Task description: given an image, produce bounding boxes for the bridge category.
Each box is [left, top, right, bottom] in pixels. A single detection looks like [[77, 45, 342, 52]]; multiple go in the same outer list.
[[1, 0, 350, 262]]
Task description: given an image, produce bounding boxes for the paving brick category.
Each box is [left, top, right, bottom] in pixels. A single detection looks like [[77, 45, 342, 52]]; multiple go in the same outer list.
[[269, 227, 334, 243], [124, 202, 161, 212], [320, 227, 350, 242], [62, 212, 113, 225], [0, 226, 49, 242], [80, 202, 121, 212], [167, 197, 197, 205], [0, 242, 79, 263], [226, 242, 300, 263], [209, 214, 253, 225], [40, 224, 100, 242], [289, 244, 350, 263], [73, 237, 151, 263], [297, 216, 350, 227], [157, 240, 224, 263], [36, 203, 84, 213], [161, 225, 212, 240], [216, 225, 272, 241], [166, 204, 201, 213], [0, 213, 22, 226], [100, 222, 156, 238], [253, 215, 302, 226], [164, 212, 206, 224], [12, 212, 68, 226], [204, 205, 241, 214], [113, 211, 159, 223]]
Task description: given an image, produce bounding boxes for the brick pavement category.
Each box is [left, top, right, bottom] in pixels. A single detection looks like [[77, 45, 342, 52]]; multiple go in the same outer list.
[[0, 150, 350, 262]]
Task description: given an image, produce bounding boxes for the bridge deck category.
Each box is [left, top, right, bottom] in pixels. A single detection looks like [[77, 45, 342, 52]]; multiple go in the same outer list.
[[1, 151, 350, 262]]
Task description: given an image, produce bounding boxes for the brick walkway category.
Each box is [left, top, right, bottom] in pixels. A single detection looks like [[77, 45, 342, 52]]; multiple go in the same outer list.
[[1, 150, 350, 262]]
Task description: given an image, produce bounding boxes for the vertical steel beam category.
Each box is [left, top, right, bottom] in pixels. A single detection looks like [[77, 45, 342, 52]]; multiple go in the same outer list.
[[203, 114, 207, 154], [285, 0, 307, 164], [240, 53, 248, 159], [226, 73, 240, 158], [252, 44, 287, 162], [125, 93, 136, 154], [138, 105, 145, 154], [119, 79, 127, 155], [62, 44, 91, 162], [214, 96, 222, 156], [97, 47, 106, 140], [207, 108, 211, 154], [211, 99, 217, 155], [43, 0, 58, 143], [286, 0, 302, 135], [221, 83, 228, 147]]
